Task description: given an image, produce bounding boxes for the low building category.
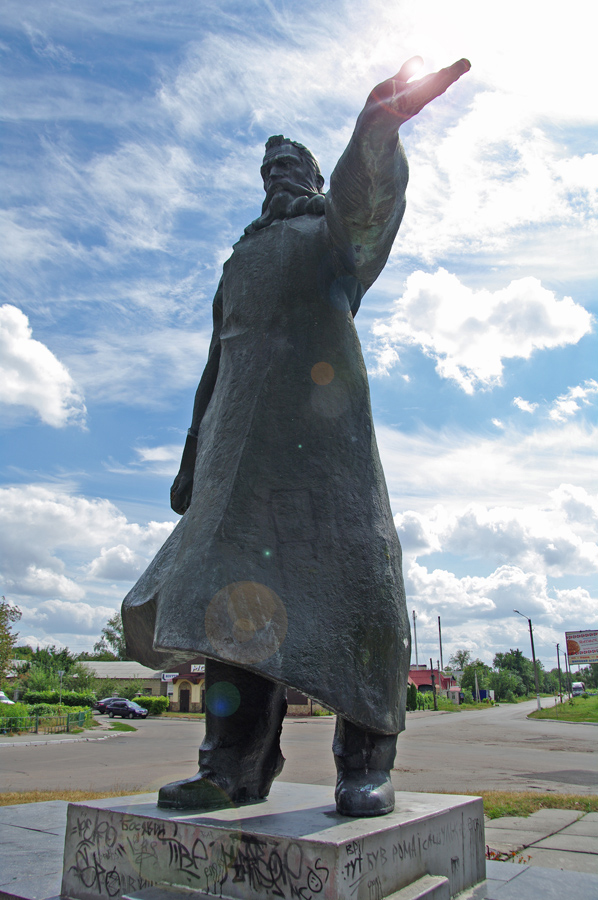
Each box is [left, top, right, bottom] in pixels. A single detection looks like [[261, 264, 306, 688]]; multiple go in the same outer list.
[[409, 667, 458, 694], [165, 658, 206, 713], [80, 661, 166, 696]]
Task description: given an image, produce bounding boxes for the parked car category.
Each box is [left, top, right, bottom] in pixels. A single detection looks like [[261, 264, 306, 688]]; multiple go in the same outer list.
[[95, 696, 127, 714], [0, 691, 15, 704], [106, 699, 148, 719]]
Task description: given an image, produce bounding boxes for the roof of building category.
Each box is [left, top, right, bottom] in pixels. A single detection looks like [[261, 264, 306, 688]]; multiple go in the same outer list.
[[80, 661, 162, 679], [409, 668, 457, 690]]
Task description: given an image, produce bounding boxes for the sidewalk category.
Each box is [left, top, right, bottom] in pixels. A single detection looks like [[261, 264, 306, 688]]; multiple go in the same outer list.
[[0, 795, 596, 900], [0, 721, 127, 748]]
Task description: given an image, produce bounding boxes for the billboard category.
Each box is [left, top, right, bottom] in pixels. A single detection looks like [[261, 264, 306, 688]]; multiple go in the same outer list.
[[565, 630, 598, 664]]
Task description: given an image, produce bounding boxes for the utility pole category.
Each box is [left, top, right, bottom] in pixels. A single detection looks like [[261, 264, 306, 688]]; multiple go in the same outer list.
[[564, 652, 572, 699], [438, 616, 444, 672], [556, 643, 562, 700], [429, 658, 438, 710], [58, 670, 65, 705], [412, 610, 418, 667], [514, 610, 541, 711]]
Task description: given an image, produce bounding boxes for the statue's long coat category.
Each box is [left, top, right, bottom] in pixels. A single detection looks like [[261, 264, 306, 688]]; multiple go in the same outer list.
[[123, 128, 411, 734]]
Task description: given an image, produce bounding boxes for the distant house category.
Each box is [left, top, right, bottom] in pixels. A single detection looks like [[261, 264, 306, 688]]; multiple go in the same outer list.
[[409, 667, 458, 694], [80, 661, 165, 696]]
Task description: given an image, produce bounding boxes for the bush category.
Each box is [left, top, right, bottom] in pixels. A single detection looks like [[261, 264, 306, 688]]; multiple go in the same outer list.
[[23, 690, 96, 707], [141, 696, 169, 716], [0, 701, 30, 718], [406, 682, 418, 712], [504, 690, 517, 703], [0, 702, 33, 733], [27, 703, 56, 715], [462, 688, 474, 704]]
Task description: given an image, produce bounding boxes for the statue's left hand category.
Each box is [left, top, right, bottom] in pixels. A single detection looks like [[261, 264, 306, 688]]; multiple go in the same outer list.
[[365, 57, 470, 128]]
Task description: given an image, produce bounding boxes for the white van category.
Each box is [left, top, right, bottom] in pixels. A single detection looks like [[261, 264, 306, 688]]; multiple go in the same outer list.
[[571, 682, 586, 696]]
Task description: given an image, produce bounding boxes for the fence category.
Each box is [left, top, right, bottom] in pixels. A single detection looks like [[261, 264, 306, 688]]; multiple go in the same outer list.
[[0, 710, 93, 736]]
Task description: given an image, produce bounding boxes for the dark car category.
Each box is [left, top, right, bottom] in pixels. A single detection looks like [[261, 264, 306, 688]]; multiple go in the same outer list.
[[106, 699, 148, 719], [95, 696, 127, 714]]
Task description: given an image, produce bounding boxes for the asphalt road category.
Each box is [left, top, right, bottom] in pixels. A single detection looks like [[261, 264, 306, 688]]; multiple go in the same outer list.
[[2, 699, 596, 795]]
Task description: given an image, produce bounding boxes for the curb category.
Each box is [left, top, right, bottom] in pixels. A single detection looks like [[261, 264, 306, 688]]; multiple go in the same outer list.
[[0, 731, 131, 748], [526, 714, 598, 726]]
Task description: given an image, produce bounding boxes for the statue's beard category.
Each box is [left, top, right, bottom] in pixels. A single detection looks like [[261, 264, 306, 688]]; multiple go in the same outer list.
[[245, 185, 325, 235]]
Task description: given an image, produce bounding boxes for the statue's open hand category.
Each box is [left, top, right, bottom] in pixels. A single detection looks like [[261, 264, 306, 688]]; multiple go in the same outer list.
[[366, 57, 470, 127]]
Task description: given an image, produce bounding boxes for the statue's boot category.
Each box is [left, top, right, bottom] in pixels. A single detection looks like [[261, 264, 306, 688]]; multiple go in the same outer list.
[[333, 717, 397, 817], [158, 659, 287, 810]]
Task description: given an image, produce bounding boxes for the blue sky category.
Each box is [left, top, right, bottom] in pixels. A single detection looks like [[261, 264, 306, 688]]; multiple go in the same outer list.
[[1, 0, 596, 672]]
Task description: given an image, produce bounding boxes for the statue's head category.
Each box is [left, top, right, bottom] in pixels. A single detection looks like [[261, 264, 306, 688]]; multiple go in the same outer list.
[[261, 135, 325, 201]]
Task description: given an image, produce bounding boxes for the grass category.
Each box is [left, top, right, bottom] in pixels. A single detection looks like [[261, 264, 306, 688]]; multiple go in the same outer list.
[[0, 788, 147, 807], [2, 787, 596, 819], [160, 711, 205, 718], [443, 790, 598, 819], [528, 694, 598, 724], [108, 722, 137, 732]]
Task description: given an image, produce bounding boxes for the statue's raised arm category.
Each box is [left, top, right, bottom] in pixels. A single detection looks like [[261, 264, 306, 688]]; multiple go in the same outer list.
[[326, 57, 470, 292]]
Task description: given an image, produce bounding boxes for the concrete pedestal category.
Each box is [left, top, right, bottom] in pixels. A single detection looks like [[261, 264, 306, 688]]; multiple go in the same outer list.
[[60, 784, 485, 900]]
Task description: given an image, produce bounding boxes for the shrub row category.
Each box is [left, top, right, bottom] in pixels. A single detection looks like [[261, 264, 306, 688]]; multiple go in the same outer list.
[[0, 702, 92, 718], [140, 696, 169, 715], [0, 702, 30, 719], [22, 690, 96, 707]]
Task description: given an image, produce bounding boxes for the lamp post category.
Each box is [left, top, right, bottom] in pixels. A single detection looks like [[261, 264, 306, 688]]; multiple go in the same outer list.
[[513, 610, 541, 711]]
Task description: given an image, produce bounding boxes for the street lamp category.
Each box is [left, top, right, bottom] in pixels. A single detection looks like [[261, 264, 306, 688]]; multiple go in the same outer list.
[[513, 610, 541, 711]]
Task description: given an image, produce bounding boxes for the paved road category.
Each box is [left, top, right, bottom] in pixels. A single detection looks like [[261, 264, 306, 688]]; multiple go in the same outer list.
[[2, 700, 596, 795]]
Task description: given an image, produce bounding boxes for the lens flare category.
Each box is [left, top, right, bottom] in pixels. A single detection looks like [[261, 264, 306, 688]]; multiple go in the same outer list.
[[311, 361, 334, 385], [206, 681, 241, 717], [205, 581, 288, 664]]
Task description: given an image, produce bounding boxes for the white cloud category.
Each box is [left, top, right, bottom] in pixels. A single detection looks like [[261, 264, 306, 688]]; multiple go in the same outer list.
[[67, 327, 211, 406], [396, 497, 598, 579], [87, 142, 196, 252], [0, 484, 175, 606], [513, 397, 538, 413], [377, 419, 598, 514], [400, 89, 598, 262], [407, 562, 554, 622], [549, 379, 598, 422], [22, 600, 116, 636], [87, 545, 147, 581], [551, 484, 598, 536], [370, 270, 592, 391], [0, 305, 86, 427], [8, 566, 85, 601], [132, 445, 182, 477]]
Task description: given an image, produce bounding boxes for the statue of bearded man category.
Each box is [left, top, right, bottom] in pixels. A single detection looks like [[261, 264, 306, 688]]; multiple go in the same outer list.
[[122, 56, 470, 817]]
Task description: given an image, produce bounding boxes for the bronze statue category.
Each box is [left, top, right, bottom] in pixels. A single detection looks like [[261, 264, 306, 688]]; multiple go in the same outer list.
[[123, 57, 470, 816]]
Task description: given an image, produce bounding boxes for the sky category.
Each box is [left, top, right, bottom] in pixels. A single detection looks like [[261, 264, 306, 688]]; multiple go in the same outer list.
[[1, 0, 596, 674]]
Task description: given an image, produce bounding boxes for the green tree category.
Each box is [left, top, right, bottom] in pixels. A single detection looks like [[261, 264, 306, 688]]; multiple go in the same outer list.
[[93, 611, 128, 660], [488, 668, 525, 700], [576, 664, 598, 689], [0, 598, 22, 685], [78, 649, 119, 662], [448, 649, 472, 671], [16, 644, 81, 693], [120, 679, 145, 700], [493, 649, 535, 694], [460, 660, 491, 698], [406, 682, 418, 712]]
